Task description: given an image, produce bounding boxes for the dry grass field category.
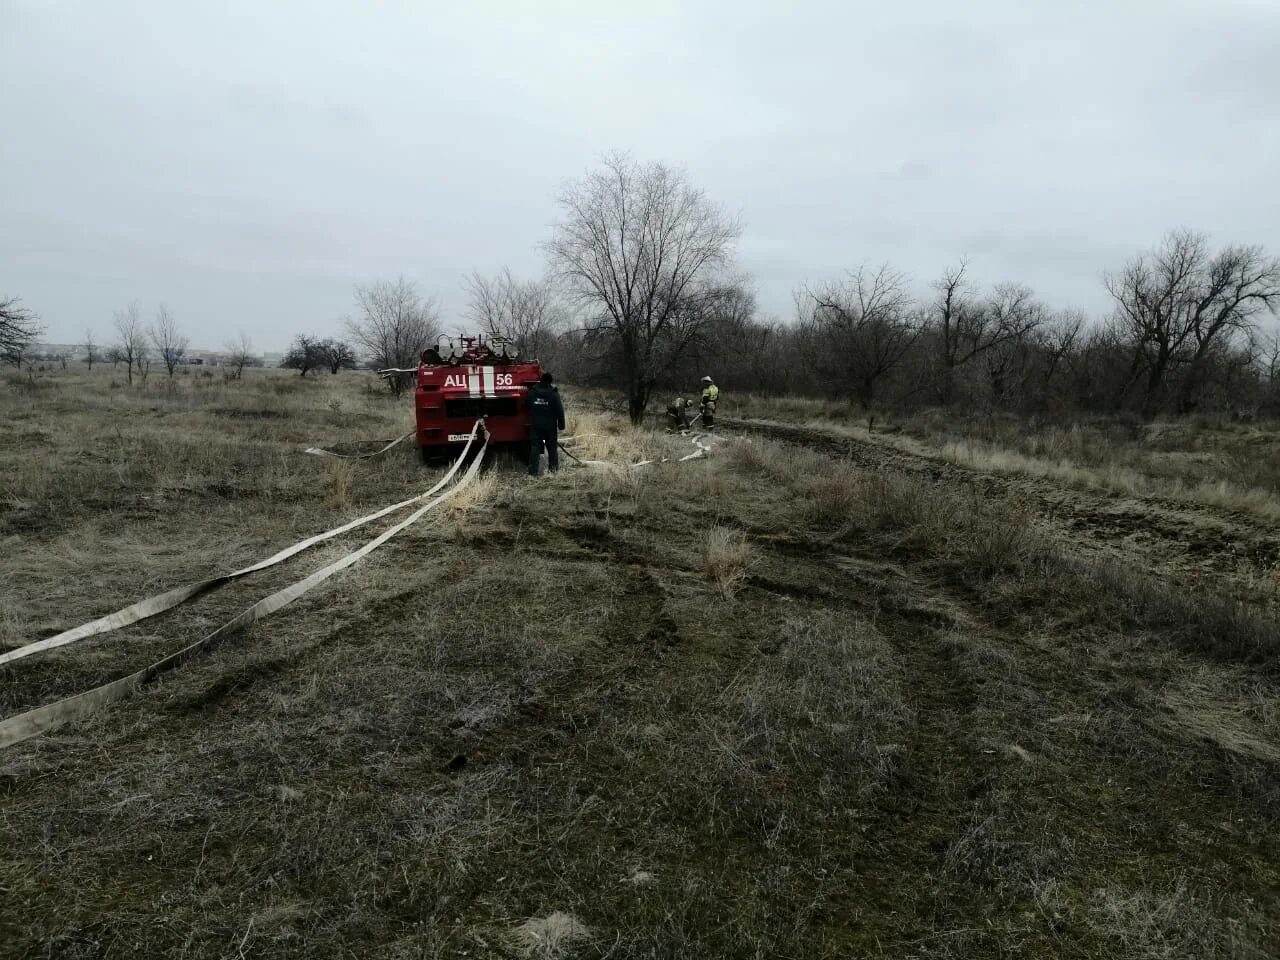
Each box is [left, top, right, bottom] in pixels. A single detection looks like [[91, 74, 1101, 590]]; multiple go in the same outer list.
[[3, 367, 1280, 958]]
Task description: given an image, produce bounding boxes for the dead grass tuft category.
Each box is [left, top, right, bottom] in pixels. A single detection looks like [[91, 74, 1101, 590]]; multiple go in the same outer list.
[[727, 436, 807, 480], [564, 410, 664, 466], [443, 469, 499, 515], [511, 911, 590, 958], [324, 458, 354, 509], [703, 525, 753, 598], [1089, 877, 1266, 960]]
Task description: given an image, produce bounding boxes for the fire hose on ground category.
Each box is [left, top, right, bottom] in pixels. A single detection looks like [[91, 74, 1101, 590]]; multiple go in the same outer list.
[[303, 432, 414, 459], [0, 422, 489, 750], [0, 422, 720, 749]]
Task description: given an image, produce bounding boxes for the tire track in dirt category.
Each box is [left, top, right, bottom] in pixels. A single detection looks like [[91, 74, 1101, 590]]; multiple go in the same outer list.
[[739, 527, 1280, 953], [725, 417, 1280, 611], [401, 516, 694, 785], [731, 528, 1076, 948]]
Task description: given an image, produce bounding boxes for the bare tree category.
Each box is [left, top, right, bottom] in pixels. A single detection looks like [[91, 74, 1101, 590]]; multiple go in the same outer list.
[[149, 303, 188, 378], [1034, 309, 1086, 404], [280, 334, 325, 377], [1257, 325, 1280, 387], [466, 268, 565, 361], [318, 338, 358, 374], [83, 329, 99, 370], [980, 283, 1046, 403], [1107, 230, 1280, 414], [346, 278, 439, 397], [224, 330, 254, 380], [798, 265, 920, 409], [112, 301, 147, 385], [670, 280, 778, 391], [1, 297, 42, 366], [546, 152, 743, 423], [928, 262, 1044, 405]]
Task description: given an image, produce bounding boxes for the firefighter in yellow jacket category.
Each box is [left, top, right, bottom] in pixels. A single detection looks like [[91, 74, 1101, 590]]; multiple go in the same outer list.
[[699, 376, 719, 429]]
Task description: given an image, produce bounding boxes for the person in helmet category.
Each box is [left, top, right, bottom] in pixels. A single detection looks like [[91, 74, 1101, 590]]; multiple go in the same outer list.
[[699, 376, 719, 429], [527, 372, 565, 476], [667, 395, 692, 431]]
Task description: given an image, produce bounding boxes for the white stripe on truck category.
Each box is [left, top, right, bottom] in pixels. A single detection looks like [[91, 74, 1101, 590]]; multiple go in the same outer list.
[[482, 366, 496, 396]]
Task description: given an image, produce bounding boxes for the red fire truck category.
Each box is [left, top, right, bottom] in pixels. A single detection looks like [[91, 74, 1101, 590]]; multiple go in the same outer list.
[[413, 335, 543, 462]]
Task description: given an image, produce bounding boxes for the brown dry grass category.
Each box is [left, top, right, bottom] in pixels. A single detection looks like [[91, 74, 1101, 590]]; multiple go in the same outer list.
[[702, 525, 753, 598], [730, 394, 1280, 522], [2, 368, 1280, 958]]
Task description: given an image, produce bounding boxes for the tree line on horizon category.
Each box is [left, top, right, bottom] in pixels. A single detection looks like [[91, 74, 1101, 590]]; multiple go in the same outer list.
[[5, 152, 1279, 421]]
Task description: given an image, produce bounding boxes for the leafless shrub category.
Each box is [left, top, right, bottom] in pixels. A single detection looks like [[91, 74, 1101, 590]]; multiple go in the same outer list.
[[318, 337, 358, 374]]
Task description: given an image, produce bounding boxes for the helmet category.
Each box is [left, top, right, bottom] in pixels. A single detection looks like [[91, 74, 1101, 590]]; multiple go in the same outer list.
[[701, 376, 713, 384]]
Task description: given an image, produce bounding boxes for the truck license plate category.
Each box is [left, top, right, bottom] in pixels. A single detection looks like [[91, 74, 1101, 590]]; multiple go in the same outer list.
[[447, 434, 471, 442]]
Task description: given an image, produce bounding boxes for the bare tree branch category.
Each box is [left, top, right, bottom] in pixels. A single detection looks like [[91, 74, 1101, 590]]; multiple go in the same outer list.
[[466, 268, 566, 362]]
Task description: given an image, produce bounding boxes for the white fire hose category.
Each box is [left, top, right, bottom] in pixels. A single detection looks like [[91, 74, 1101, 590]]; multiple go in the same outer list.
[[0, 422, 489, 749], [0, 420, 722, 749]]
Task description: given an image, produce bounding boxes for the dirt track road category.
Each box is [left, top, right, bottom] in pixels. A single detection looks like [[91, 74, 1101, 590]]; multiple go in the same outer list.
[[723, 416, 1280, 613]]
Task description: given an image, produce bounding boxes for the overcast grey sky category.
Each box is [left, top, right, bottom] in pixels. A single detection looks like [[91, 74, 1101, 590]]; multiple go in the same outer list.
[[3, 0, 1277, 351]]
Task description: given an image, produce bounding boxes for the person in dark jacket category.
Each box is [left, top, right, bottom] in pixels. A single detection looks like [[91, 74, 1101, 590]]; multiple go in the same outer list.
[[527, 372, 566, 476]]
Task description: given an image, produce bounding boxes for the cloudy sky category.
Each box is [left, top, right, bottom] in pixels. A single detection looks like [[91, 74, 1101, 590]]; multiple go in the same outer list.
[[2, 0, 1277, 351]]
